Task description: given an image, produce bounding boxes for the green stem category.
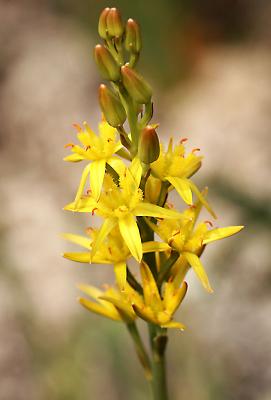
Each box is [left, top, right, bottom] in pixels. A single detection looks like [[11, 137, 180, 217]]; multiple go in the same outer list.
[[127, 322, 152, 380], [148, 324, 169, 400], [127, 267, 143, 294]]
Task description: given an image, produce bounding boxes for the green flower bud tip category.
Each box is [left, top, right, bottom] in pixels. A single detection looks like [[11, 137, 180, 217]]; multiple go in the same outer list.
[[125, 18, 142, 53], [98, 8, 110, 39], [99, 84, 126, 127], [107, 8, 124, 38], [94, 44, 120, 82], [138, 125, 160, 164], [121, 65, 152, 104]]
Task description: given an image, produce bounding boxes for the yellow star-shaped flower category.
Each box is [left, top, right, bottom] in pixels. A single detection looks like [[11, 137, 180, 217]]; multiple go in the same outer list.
[[64, 158, 185, 263], [64, 120, 122, 201], [151, 138, 216, 218]]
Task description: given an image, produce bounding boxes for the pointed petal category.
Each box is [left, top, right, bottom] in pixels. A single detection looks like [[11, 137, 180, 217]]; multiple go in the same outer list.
[[134, 203, 184, 220], [163, 281, 188, 315], [189, 181, 217, 219], [166, 177, 193, 205], [203, 226, 244, 244], [61, 233, 91, 249], [142, 241, 171, 253], [74, 163, 91, 206], [89, 159, 106, 200], [140, 261, 162, 308], [78, 284, 118, 312], [91, 218, 117, 259], [63, 252, 90, 263], [114, 262, 127, 291], [63, 196, 97, 212], [161, 321, 186, 330], [100, 295, 135, 321], [132, 304, 157, 324], [183, 252, 213, 293], [130, 157, 142, 187], [63, 153, 84, 162], [118, 215, 142, 262], [78, 297, 121, 321]]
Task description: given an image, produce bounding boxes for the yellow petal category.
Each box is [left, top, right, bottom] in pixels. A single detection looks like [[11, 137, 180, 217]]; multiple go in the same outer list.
[[140, 261, 162, 309], [203, 226, 244, 244], [166, 177, 192, 205], [99, 295, 135, 321], [79, 297, 121, 321], [183, 252, 213, 293], [64, 196, 97, 212], [74, 163, 91, 207], [63, 252, 90, 263], [91, 218, 117, 259], [161, 321, 185, 330], [61, 233, 91, 249], [142, 241, 171, 253], [78, 284, 118, 312], [130, 157, 142, 187], [63, 153, 84, 162], [118, 214, 142, 262], [134, 203, 184, 220], [114, 261, 127, 291], [189, 181, 217, 219], [163, 281, 188, 315], [89, 159, 106, 200], [132, 304, 157, 324]]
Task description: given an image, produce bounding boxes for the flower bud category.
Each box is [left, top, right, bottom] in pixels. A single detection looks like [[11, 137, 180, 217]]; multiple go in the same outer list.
[[99, 84, 126, 127], [94, 45, 120, 81], [107, 8, 124, 38], [121, 65, 152, 104], [138, 125, 160, 164], [98, 8, 110, 39], [125, 19, 142, 53]]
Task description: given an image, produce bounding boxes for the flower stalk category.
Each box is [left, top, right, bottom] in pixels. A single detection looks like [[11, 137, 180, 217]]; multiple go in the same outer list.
[[62, 7, 244, 400]]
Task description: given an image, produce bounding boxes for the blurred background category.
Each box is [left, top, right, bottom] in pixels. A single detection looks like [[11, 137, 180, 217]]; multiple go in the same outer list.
[[0, 0, 271, 399]]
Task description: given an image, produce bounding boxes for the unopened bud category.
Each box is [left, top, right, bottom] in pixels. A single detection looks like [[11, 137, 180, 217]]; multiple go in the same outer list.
[[121, 65, 152, 104], [98, 8, 110, 39], [94, 45, 120, 81], [107, 8, 124, 38], [99, 84, 126, 127], [138, 125, 160, 164], [125, 19, 141, 53]]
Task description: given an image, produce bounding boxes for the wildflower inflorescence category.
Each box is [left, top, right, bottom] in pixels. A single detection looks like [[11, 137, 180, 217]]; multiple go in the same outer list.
[[62, 7, 243, 385]]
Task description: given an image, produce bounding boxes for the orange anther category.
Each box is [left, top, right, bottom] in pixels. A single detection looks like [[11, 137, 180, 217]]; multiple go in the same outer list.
[[180, 137, 188, 144], [72, 123, 82, 132], [87, 189, 92, 195], [64, 143, 75, 148], [192, 148, 200, 153], [91, 208, 98, 215]]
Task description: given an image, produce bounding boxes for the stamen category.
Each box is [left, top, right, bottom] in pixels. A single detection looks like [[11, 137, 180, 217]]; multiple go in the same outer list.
[[180, 137, 188, 144], [72, 123, 81, 132], [192, 148, 200, 153], [64, 143, 75, 148], [87, 189, 92, 195], [92, 208, 98, 215], [204, 220, 213, 227], [108, 247, 112, 255]]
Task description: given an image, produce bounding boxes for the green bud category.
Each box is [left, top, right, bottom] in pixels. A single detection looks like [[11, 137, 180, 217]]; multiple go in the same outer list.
[[125, 19, 141, 53], [107, 8, 124, 38], [98, 8, 110, 39], [99, 84, 126, 127], [94, 45, 120, 81], [121, 65, 152, 104], [138, 125, 160, 164]]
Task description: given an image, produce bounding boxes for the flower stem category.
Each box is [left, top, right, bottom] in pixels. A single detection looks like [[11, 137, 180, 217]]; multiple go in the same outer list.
[[148, 324, 169, 400]]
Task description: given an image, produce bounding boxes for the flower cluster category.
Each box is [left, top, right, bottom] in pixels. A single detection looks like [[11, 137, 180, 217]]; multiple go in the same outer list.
[[62, 8, 243, 336]]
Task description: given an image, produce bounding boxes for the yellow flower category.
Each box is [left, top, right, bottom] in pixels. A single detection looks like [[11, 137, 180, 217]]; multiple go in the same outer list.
[[64, 120, 122, 201], [148, 198, 244, 293], [78, 261, 187, 330], [62, 226, 169, 290], [78, 283, 137, 323], [151, 138, 216, 218], [64, 158, 185, 262], [131, 261, 187, 330]]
